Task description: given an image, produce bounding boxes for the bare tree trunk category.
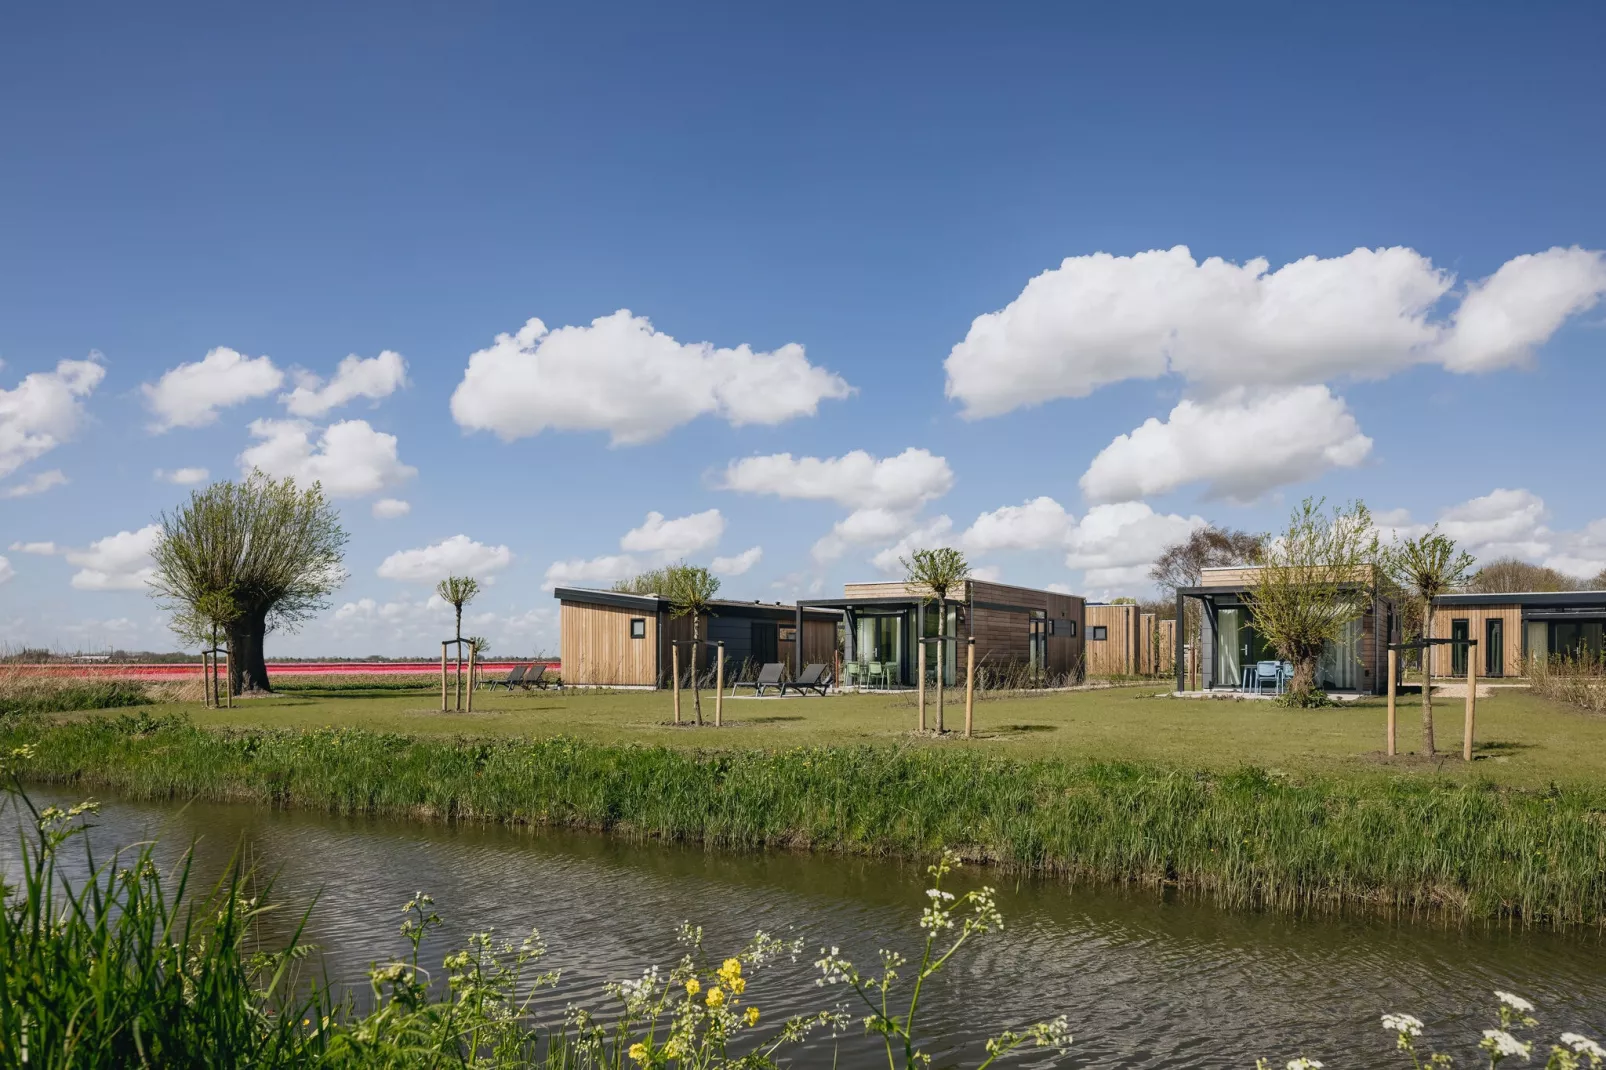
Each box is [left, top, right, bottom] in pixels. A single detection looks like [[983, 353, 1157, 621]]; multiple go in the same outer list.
[[1420, 596, 1436, 756], [692, 616, 703, 726], [935, 596, 946, 733], [226, 606, 273, 694], [1293, 654, 1318, 694]]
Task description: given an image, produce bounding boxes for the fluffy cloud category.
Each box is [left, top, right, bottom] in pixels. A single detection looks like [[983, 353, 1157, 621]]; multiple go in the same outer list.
[[721, 448, 952, 513], [619, 509, 725, 558], [1380, 488, 1606, 579], [451, 311, 852, 446], [143, 347, 283, 431], [282, 351, 408, 417], [372, 498, 411, 520], [946, 245, 1606, 418], [956, 497, 1205, 592], [0, 556, 12, 585], [712, 546, 763, 576], [542, 509, 732, 588], [67, 524, 162, 591], [377, 535, 514, 583], [154, 467, 209, 485], [868, 515, 956, 574], [1080, 387, 1373, 503], [811, 508, 912, 563], [1063, 503, 1208, 589], [1, 469, 68, 498], [961, 497, 1073, 553], [542, 554, 640, 590], [330, 595, 557, 653], [0, 358, 104, 479], [239, 419, 416, 498], [8, 541, 57, 554]]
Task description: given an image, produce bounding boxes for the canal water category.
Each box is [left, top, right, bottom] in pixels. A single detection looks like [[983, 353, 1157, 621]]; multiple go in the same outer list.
[[3, 785, 1603, 1068]]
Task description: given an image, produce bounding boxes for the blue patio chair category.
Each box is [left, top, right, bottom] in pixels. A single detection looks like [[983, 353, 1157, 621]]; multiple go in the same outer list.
[[1254, 661, 1281, 695], [1279, 661, 1295, 692]]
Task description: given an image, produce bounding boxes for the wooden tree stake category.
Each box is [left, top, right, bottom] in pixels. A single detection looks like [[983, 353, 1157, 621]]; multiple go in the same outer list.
[[714, 641, 724, 728], [441, 641, 449, 712], [671, 643, 681, 725], [964, 637, 975, 739], [917, 643, 927, 734], [466, 641, 476, 713], [1386, 648, 1397, 757], [1463, 642, 1477, 762]]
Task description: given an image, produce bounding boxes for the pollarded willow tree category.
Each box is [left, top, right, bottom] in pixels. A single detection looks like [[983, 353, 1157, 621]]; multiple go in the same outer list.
[[150, 471, 347, 694], [668, 564, 720, 726], [1248, 498, 1379, 701]]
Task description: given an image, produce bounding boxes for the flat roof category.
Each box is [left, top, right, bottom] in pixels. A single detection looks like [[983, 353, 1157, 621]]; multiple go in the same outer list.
[[553, 586, 841, 619], [1433, 590, 1606, 608]]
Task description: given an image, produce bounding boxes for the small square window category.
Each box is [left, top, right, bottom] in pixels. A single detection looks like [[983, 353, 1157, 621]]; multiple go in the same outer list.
[[629, 618, 646, 639], [1090, 625, 1108, 641]]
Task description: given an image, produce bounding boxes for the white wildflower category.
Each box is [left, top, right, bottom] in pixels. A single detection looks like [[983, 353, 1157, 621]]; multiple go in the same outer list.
[[1562, 1033, 1606, 1060], [1382, 1013, 1425, 1037], [1496, 991, 1536, 1013], [1286, 1060, 1324, 1070], [925, 888, 955, 902], [1482, 1029, 1532, 1060]]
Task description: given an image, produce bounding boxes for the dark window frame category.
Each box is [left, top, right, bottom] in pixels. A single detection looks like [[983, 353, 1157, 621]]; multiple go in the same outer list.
[[1090, 625, 1108, 641], [1450, 618, 1469, 676], [629, 618, 646, 639]]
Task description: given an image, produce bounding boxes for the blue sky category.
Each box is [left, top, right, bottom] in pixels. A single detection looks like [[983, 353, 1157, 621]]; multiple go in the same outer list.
[[2, 2, 1604, 656]]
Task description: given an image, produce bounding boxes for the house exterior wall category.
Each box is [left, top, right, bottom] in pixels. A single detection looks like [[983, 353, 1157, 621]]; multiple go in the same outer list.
[[559, 600, 659, 686], [1155, 618, 1176, 675], [1086, 604, 1140, 676], [1428, 604, 1524, 677]]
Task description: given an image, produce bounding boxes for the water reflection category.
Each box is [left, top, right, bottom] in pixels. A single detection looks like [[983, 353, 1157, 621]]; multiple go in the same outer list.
[[3, 787, 1603, 1069]]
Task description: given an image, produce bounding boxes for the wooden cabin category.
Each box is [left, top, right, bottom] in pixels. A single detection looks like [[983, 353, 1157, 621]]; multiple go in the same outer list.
[[800, 579, 1085, 686], [1428, 590, 1606, 678], [554, 587, 840, 687], [1085, 603, 1143, 676]]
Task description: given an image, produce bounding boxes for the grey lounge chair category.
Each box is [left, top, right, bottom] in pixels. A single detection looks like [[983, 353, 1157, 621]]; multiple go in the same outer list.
[[486, 664, 527, 691], [732, 662, 785, 696], [785, 663, 831, 696], [524, 663, 562, 690]]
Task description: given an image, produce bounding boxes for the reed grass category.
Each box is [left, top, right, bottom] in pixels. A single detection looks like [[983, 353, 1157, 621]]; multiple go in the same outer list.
[[7, 715, 1606, 928], [1528, 655, 1606, 714]]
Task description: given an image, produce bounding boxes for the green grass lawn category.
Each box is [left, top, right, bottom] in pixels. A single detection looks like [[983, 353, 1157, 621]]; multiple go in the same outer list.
[[104, 681, 1606, 789]]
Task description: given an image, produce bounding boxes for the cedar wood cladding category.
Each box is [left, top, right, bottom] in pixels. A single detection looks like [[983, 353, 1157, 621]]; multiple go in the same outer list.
[[1086, 604, 1142, 676], [1427, 604, 1523, 677], [556, 587, 840, 687], [842, 579, 1087, 680]]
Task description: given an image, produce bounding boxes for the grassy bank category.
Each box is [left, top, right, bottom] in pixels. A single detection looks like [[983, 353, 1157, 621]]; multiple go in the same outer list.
[[7, 713, 1606, 927]]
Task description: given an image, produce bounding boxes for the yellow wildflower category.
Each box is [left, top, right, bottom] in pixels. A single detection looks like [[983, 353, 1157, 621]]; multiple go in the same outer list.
[[705, 986, 726, 1008], [685, 977, 701, 996], [744, 1007, 760, 1027], [730, 976, 746, 995], [718, 958, 743, 984], [628, 1041, 648, 1063], [664, 1039, 686, 1059]]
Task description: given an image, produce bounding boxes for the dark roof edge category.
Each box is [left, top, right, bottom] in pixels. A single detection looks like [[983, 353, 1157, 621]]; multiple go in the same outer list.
[[555, 586, 841, 619], [1433, 590, 1606, 607]]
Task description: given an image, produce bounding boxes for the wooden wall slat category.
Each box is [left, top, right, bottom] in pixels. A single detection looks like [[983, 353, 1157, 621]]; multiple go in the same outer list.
[[560, 601, 658, 686], [1428, 604, 1524, 677]]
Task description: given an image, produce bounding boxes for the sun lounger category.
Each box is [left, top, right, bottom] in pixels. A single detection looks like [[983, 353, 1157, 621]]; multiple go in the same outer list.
[[785, 662, 831, 696], [486, 664, 527, 691], [732, 662, 785, 696]]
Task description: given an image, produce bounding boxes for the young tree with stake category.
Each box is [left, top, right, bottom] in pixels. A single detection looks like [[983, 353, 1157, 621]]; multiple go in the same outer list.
[[668, 565, 720, 726], [436, 575, 481, 702], [1383, 528, 1475, 757], [901, 547, 971, 733]]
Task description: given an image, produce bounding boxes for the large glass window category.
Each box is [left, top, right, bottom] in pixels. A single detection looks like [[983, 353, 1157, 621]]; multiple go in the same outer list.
[[1484, 618, 1503, 677], [1320, 617, 1363, 690], [855, 613, 905, 682], [1551, 621, 1604, 662]]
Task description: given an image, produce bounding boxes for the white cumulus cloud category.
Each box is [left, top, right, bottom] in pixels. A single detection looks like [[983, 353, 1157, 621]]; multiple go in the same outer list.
[[67, 524, 162, 591], [451, 310, 852, 446], [868, 515, 957, 574], [143, 347, 283, 431], [1377, 488, 1606, 580], [377, 535, 513, 583], [961, 497, 1073, 554], [1063, 503, 1208, 590], [8, 541, 57, 555], [712, 546, 763, 576], [154, 467, 209, 485], [620, 509, 725, 558], [282, 350, 408, 417], [0, 556, 12, 584], [721, 448, 953, 512], [239, 419, 416, 498], [542, 554, 641, 591], [1, 469, 68, 498], [1080, 386, 1373, 503], [0, 358, 104, 479], [945, 245, 1606, 418], [372, 498, 411, 520]]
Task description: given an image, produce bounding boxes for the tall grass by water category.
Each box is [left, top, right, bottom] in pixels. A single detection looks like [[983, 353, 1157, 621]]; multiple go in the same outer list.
[[5, 715, 1606, 927]]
